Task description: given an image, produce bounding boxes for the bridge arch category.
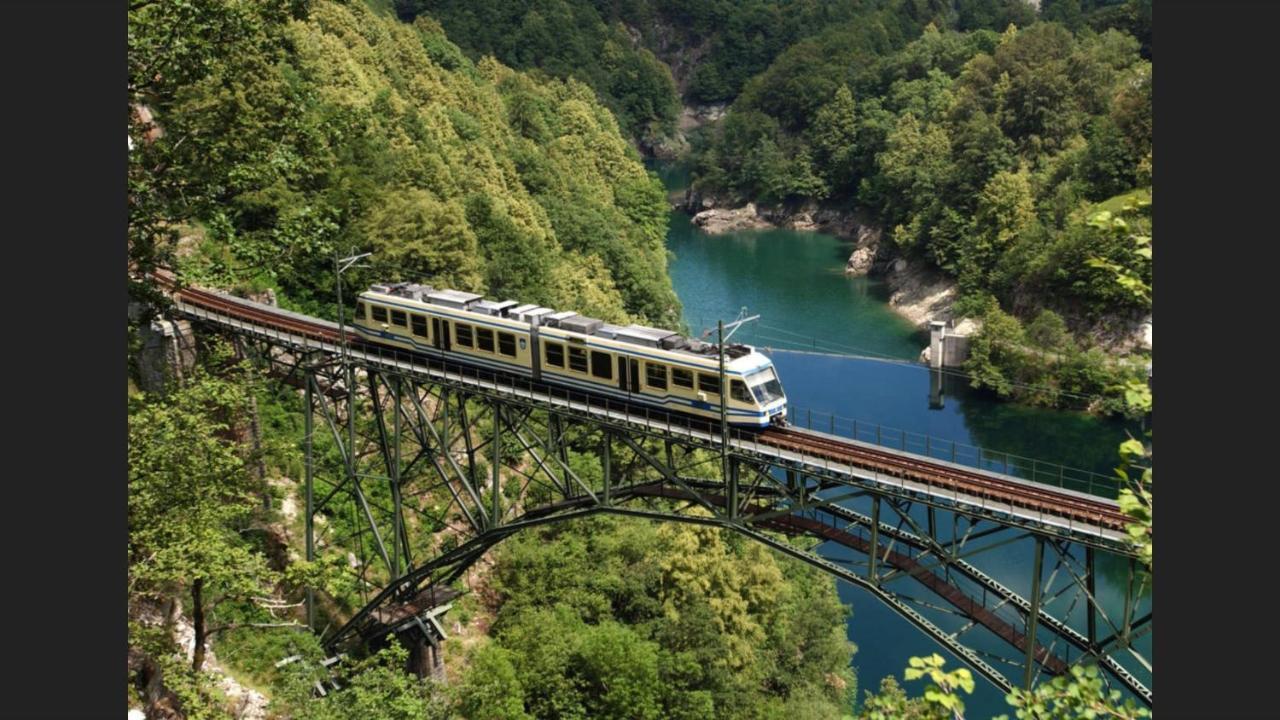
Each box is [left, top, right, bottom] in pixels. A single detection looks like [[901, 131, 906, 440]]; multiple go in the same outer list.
[[161, 281, 1152, 707]]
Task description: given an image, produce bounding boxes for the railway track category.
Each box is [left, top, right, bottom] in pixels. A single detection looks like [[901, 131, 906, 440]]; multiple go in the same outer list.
[[157, 274, 1133, 534], [758, 427, 1131, 531]]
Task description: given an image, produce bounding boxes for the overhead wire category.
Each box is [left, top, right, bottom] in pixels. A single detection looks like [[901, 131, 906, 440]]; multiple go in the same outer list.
[[666, 310, 1141, 405], [718, 323, 1134, 405]]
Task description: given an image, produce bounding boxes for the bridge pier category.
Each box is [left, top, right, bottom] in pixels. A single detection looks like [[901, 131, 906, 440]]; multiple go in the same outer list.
[[137, 316, 196, 393], [925, 319, 971, 369], [403, 628, 445, 682]]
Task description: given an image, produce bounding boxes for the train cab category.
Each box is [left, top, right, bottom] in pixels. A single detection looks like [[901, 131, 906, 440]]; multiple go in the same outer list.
[[722, 350, 788, 427]]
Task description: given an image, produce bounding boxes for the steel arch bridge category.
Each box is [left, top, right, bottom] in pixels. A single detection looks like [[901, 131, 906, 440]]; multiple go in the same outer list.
[[165, 282, 1152, 707]]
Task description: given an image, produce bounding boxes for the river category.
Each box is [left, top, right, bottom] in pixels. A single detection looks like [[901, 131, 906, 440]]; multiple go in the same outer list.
[[650, 159, 1151, 716]]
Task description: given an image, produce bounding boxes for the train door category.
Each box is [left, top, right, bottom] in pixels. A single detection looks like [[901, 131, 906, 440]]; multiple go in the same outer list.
[[616, 357, 640, 393], [432, 318, 451, 352]]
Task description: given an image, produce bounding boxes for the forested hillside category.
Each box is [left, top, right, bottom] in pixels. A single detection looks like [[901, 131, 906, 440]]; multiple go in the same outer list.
[[129, 0, 680, 329], [374, 0, 1153, 413], [128, 2, 858, 718], [392, 0, 682, 149], [685, 5, 1152, 413], [457, 516, 857, 719]]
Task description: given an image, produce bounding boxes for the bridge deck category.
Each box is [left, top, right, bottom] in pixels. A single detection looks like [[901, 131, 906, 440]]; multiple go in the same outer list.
[[165, 280, 1134, 551]]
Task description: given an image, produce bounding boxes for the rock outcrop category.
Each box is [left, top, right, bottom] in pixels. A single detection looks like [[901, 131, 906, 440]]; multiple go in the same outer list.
[[691, 203, 773, 233], [842, 225, 888, 276], [684, 196, 880, 242], [884, 258, 960, 329], [845, 246, 876, 274]]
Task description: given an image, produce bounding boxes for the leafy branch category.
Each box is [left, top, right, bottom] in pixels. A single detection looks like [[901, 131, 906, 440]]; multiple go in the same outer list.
[[1000, 665, 1150, 720], [904, 653, 976, 720]]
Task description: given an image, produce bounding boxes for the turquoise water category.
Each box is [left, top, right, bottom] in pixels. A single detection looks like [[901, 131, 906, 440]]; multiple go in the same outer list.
[[652, 160, 1149, 716]]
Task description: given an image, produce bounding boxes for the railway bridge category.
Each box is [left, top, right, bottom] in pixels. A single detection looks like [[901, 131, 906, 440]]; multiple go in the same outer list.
[[157, 278, 1152, 707]]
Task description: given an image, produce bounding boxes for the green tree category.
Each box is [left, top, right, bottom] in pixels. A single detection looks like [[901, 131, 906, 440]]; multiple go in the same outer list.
[[865, 655, 1148, 720], [129, 361, 277, 672], [962, 167, 1035, 287], [1084, 201, 1152, 309], [1024, 309, 1070, 353], [1115, 437, 1152, 569], [456, 644, 532, 720], [358, 190, 484, 289], [281, 641, 449, 720], [1086, 198, 1152, 565], [877, 114, 953, 244], [481, 511, 855, 718], [1080, 116, 1139, 200], [906, 653, 975, 719], [809, 84, 860, 193], [857, 675, 948, 720], [574, 622, 665, 719], [963, 302, 1026, 398], [1000, 665, 1149, 720]]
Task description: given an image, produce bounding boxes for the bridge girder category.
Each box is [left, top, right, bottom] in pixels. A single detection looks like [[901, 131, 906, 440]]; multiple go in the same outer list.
[[196, 311, 1152, 707]]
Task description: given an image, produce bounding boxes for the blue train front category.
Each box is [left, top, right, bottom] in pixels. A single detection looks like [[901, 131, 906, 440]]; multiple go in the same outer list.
[[351, 282, 788, 427]]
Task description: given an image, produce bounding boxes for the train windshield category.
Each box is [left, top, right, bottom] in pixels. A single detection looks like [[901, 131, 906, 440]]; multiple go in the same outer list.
[[745, 367, 785, 404]]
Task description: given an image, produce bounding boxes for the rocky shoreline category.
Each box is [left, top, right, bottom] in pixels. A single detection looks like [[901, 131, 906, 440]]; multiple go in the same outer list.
[[677, 193, 1153, 357], [681, 192, 968, 334]]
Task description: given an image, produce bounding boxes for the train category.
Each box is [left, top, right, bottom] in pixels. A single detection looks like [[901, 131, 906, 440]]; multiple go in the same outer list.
[[350, 281, 788, 427]]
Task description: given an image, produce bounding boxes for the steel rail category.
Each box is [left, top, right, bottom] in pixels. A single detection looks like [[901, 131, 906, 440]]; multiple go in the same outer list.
[[759, 427, 1130, 531], [157, 276, 1133, 538]]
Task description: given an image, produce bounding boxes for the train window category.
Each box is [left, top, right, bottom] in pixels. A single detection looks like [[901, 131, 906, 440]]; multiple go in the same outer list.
[[411, 314, 428, 338], [672, 368, 694, 389], [698, 373, 721, 396], [645, 362, 667, 390], [590, 351, 612, 379], [498, 332, 517, 357], [477, 328, 495, 352], [455, 324, 473, 347], [390, 309, 407, 327], [372, 305, 388, 323], [568, 347, 588, 373], [355, 302, 366, 320], [545, 342, 565, 368], [731, 379, 751, 403]]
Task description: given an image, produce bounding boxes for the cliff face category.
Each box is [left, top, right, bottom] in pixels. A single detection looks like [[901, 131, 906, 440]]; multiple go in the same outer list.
[[623, 18, 729, 159]]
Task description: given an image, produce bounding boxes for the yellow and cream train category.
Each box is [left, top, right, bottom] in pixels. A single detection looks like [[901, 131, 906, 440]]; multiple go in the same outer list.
[[351, 282, 787, 427]]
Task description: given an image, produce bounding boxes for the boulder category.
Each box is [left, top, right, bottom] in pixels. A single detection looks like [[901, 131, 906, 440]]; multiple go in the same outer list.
[[789, 211, 817, 231], [845, 224, 886, 275], [845, 246, 876, 275], [691, 203, 773, 234]]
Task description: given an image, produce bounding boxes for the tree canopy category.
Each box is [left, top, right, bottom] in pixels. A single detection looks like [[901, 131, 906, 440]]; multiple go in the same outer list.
[[130, 0, 682, 328]]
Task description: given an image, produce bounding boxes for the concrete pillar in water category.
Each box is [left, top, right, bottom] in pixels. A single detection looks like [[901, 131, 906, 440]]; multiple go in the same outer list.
[[928, 321, 946, 370], [925, 320, 972, 369]]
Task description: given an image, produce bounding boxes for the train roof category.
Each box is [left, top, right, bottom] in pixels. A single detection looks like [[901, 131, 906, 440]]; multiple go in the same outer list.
[[361, 282, 762, 364]]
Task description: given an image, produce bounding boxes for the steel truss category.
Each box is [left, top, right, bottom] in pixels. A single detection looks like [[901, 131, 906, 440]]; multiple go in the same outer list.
[[215, 324, 1152, 707]]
